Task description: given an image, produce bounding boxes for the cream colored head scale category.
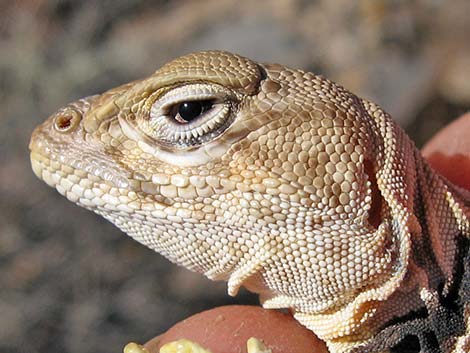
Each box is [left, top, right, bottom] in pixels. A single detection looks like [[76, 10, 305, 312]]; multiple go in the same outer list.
[[30, 51, 470, 353]]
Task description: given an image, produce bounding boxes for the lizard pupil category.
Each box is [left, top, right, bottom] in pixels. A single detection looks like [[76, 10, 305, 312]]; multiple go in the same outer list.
[[177, 101, 212, 123]]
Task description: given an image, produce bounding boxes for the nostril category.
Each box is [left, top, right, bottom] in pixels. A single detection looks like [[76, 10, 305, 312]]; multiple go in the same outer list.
[[56, 115, 72, 129], [53, 110, 81, 132]]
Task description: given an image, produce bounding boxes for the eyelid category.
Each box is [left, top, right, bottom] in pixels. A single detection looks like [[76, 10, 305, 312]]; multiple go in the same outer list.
[[151, 84, 229, 116], [157, 94, 221, 115], [144, 83, 239, 149]]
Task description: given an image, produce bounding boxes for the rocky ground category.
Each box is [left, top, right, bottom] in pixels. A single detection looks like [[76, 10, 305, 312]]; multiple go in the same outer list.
[[1, 1, 469, 353]]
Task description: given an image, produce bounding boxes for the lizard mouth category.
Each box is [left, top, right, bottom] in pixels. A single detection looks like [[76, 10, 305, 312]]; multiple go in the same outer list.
[[30, 144, 178, 210], [29, 150, 134, 209]]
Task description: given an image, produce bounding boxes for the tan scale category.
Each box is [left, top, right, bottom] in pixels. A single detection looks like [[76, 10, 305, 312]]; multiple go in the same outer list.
[[30, 51, 470, 353]]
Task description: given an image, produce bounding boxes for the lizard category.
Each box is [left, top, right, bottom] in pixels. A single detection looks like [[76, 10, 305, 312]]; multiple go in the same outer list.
[[29, 50, 470, 353]]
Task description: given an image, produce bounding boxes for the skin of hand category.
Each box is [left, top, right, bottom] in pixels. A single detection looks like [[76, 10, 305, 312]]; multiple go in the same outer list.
[[143, 305, 329, 353], [137, 113, 469, 353], [422, 113, 470, 191]]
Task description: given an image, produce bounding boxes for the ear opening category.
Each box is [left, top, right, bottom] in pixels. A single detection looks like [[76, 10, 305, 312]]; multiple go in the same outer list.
[[364, 159, 383, 230]]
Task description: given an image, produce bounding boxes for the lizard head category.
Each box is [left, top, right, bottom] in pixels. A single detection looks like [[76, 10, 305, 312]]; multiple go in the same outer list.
[[30, 51, 395, 315]]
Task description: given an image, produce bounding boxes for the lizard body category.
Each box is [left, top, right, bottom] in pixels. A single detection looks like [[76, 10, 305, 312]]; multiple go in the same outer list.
[[29, 51, 470, 353]]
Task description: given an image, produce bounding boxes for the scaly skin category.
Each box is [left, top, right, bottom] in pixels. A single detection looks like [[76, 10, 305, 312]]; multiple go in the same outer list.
[[29, 51, 470, 353]]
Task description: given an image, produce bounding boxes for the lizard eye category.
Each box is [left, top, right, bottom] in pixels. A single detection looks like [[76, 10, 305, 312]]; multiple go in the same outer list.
[[172, 100, 214, 124], [147, 83, 239, 148]]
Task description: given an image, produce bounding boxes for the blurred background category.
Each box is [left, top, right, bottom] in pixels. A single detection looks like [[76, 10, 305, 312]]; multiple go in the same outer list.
[[1, 1, 469, 352]]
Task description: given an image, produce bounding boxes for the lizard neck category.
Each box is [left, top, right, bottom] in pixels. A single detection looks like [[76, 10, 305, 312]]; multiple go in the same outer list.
[[291, 151, 470, 353], [348, 153, 470, 353]]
